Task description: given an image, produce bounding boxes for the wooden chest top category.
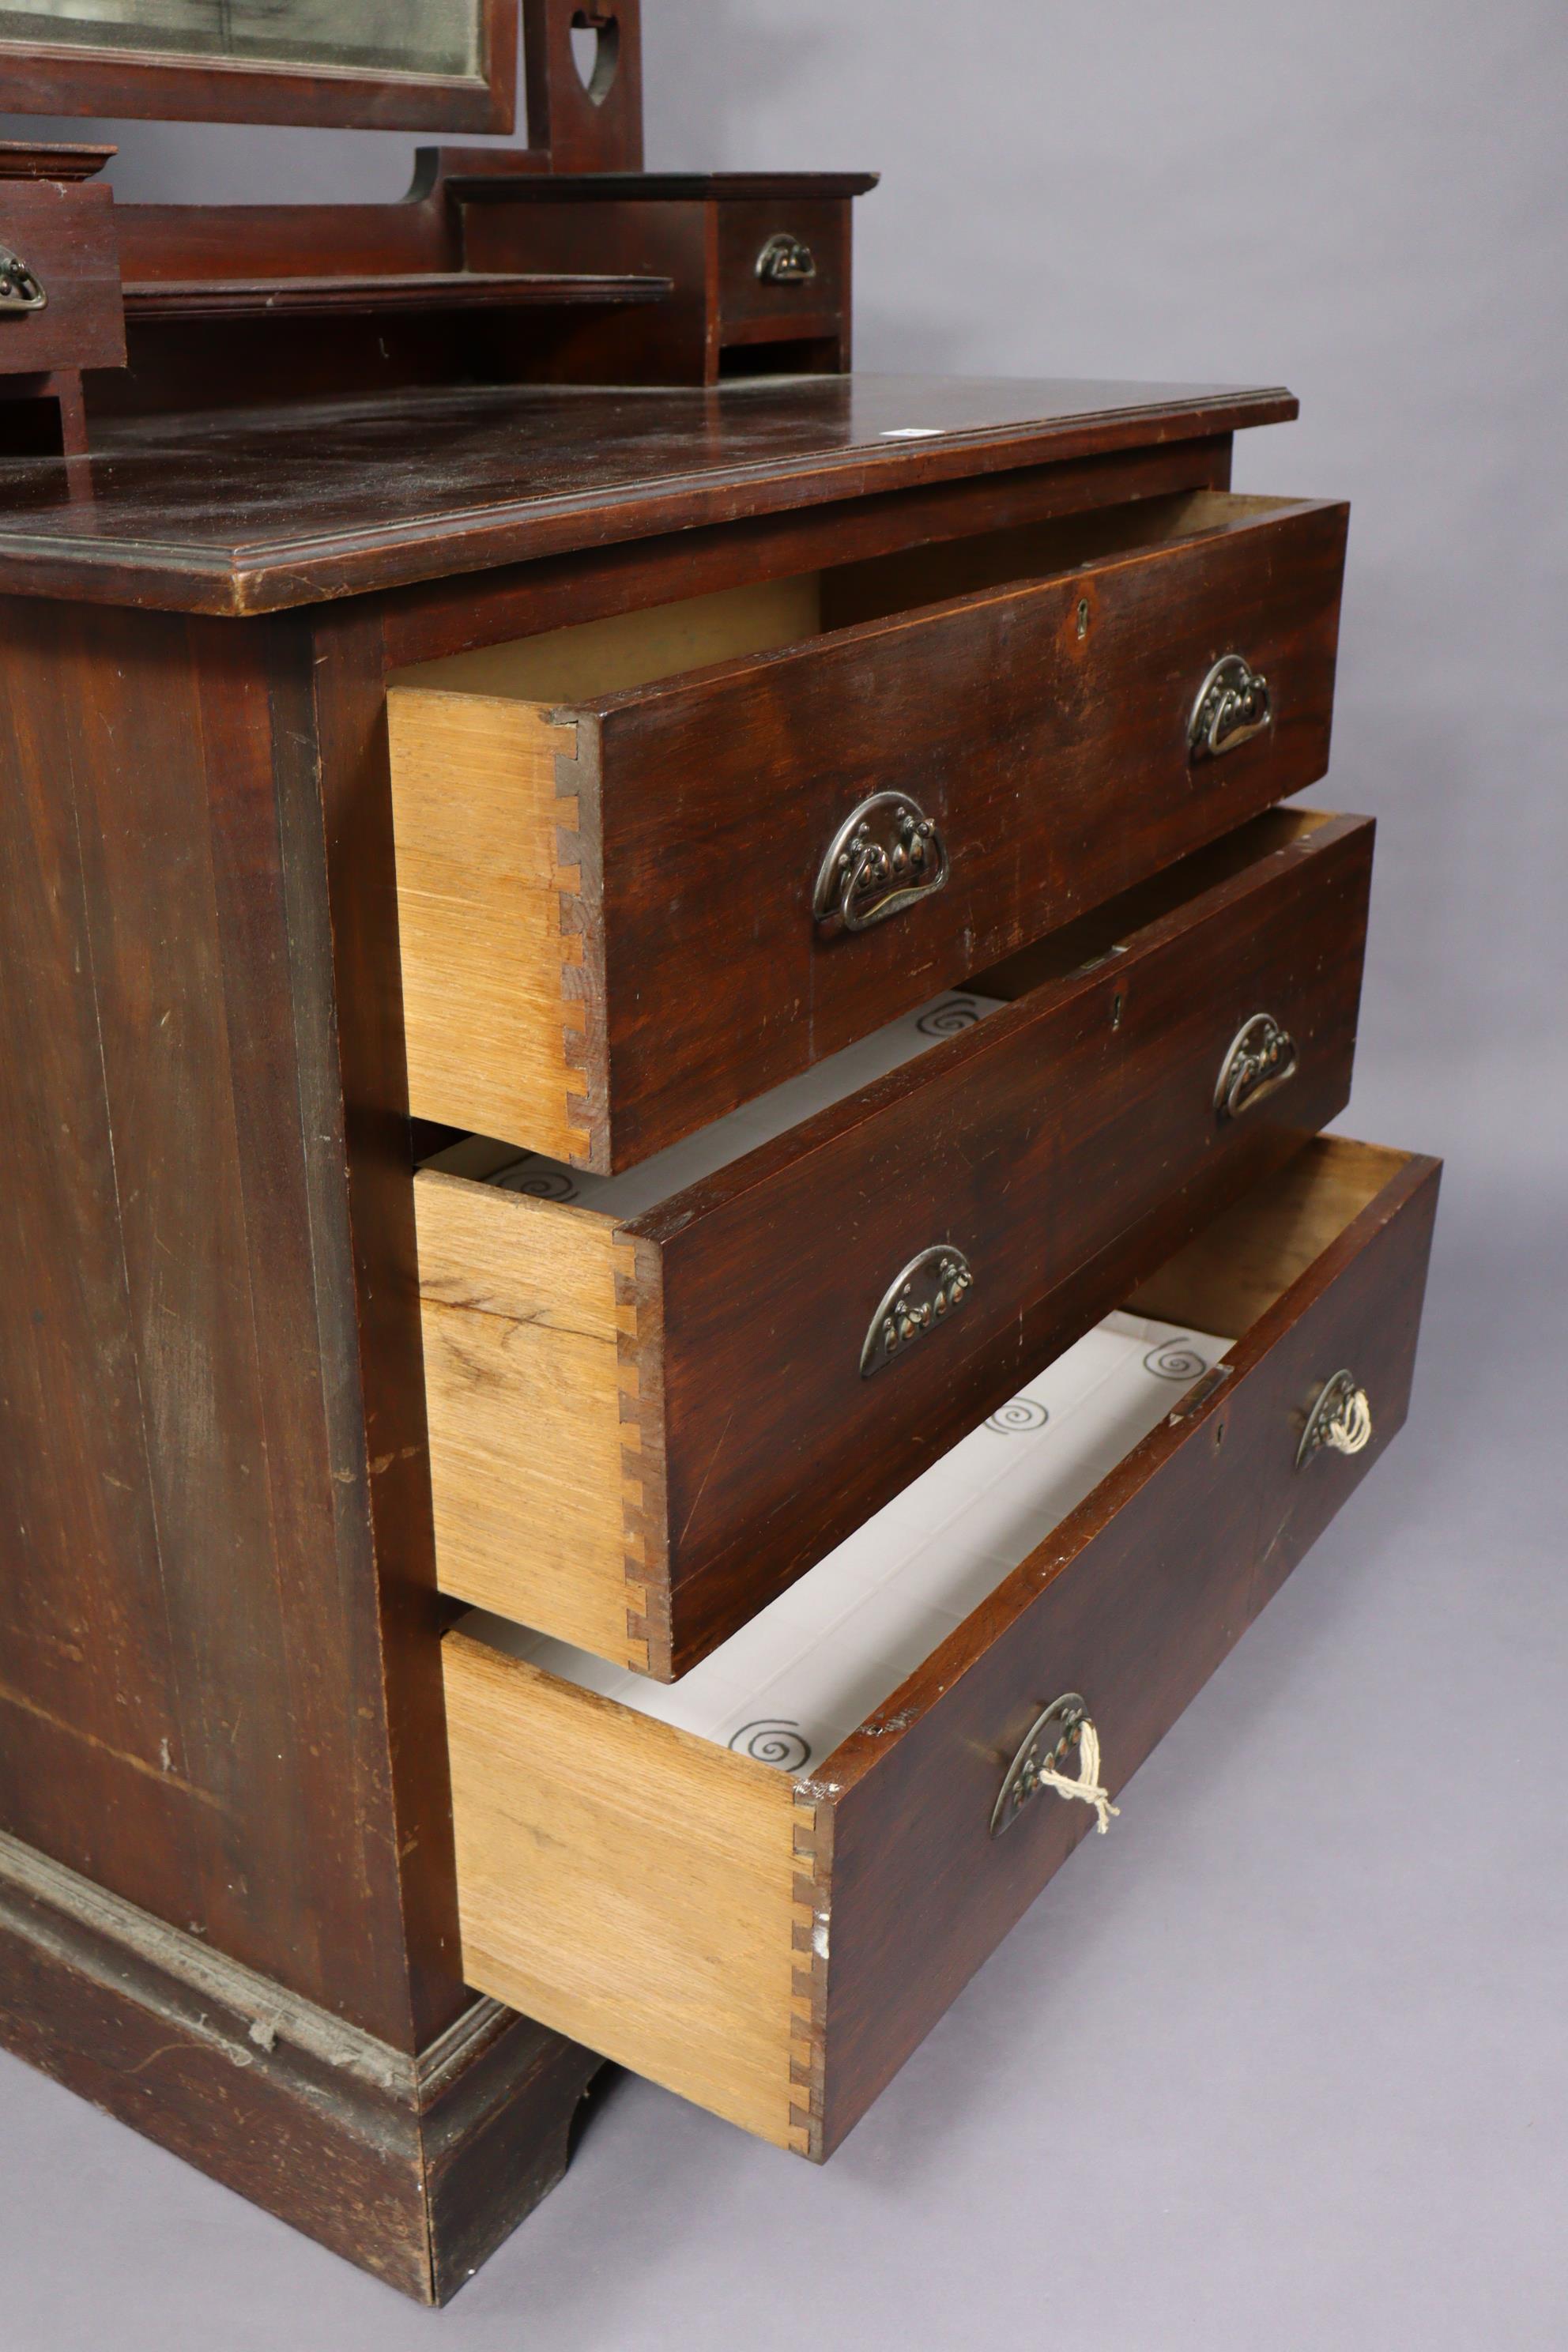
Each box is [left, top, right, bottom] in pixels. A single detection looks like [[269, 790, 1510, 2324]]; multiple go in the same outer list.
[[0, 371, 1295, 613]]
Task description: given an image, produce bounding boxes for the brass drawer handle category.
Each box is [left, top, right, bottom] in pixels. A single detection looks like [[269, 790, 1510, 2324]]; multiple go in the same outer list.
[[1189, 652, 1272, 760], [1296, 1370, 1373, 1469], [812, 790, 949, 937], [861, 1244, 973, 1378], [756, 232, 817, 285], [1214, 1012, 1298, 1119], [0, 247, 47, 314], [991, 1694, 1118, 1838]]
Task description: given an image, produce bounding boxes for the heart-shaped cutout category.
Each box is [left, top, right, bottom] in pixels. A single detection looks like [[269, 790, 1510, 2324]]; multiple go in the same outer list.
[[570, 10, 620, 107]]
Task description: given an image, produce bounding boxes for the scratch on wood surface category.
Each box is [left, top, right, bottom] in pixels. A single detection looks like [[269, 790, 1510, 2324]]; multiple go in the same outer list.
[[366, 1444, 422, 1476], [677, 1408, 734, 1545], [120, 2038, 202, 2080], [0, 1675, 224, 1810]]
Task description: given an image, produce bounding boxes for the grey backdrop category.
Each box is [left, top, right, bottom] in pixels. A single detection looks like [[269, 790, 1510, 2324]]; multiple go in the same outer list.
[[3, 4, 1564, 2345]]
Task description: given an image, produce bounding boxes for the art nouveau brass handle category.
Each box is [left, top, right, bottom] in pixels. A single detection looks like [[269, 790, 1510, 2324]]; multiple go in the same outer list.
[[0, 247, 47, 314], [860, 1245, 974, 1377], [990, 1694, 1118, 1838], [1189, 652, 1272, 760], [756, 232, 817, 285], [1296, 1370, 1374, 1469], [812, 790, 949, 937], [1214, 1012, 1298, 1119]]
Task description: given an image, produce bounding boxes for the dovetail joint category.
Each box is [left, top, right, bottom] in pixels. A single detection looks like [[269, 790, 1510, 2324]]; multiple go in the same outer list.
[[614, 1237, 668, 1676], [553, 730, 603, 1168], [788, 1796, 831, 2158]]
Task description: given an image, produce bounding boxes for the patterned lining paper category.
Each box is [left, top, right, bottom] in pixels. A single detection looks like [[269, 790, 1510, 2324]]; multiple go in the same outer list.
[[465, 1310, 1232, 1775], [480, 990, 1009, 1222]]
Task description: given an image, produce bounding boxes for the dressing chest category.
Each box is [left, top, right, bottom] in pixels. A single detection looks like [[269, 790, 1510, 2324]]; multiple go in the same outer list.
[[0, 2, 1438, 2305]]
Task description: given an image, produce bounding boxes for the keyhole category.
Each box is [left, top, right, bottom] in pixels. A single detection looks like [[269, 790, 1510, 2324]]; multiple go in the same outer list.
[[571, 10, 620, 105], [1110, 991, 1124, 1031], [1076, 598, 1090, 639]]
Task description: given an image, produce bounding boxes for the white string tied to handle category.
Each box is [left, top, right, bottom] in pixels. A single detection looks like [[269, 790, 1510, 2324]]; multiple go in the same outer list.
[[990, 1694, 1121, 1840], [1035, 1715, 1119, 1834]]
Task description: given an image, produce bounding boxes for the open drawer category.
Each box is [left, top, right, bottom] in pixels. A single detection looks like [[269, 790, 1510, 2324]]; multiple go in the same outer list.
[[416, 808, 1371, 1677], [443, 1136, 1440, 2161], [388, 486, 1349, 1170]]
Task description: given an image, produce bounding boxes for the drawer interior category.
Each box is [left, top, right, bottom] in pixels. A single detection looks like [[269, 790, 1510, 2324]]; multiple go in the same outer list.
[[419, 803, 1336, 1225], [446, 1135, 1429, 2152], [458, 1129, 1404, 1780], [464, 1303, 1234, 1770], [390, 489, 1301, 704], [416, 804, 1363, 1673]]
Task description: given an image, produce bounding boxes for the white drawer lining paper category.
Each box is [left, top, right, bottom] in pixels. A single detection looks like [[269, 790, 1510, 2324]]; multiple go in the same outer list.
[[466, 1309, 1232, 1775], [480, 989, 1009, 1220]]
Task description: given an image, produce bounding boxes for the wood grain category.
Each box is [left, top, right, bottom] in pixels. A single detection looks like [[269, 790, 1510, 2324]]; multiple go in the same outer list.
[[416, 811, 1372, 1675], [379, 433, 1237, 669], [1127, 1135, 1412, 1335], [0, 1828, 598, 2306], [445, 1140, 1441, 2157], [415, 1178, 649, 1668], [522, 0, 645, 175], [389, 689, 591, 1159], [0, 596, 432, 2040], [389, 571, 822, 1153], [0, 178, 124, 376], [812, 1143, 1441, 2154], [594, 492, 1348, 1168], [0, 376, 1296, 613], [121, 273, 673, 321], [391, 492, 1345, 1167], [444, 1637, 801, 2147]]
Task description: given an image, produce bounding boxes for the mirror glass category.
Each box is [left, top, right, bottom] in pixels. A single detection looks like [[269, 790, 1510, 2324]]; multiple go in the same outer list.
[[0, 0, 484, 78]]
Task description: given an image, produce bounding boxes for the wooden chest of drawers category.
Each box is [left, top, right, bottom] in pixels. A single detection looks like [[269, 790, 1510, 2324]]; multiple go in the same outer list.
[[458, 173, 866, 384], [414, 809, 1374, 1675], [0, 369, 1437, 2305], [387, 489, 1348, 1166], [445, 1137, 1438, 2156]]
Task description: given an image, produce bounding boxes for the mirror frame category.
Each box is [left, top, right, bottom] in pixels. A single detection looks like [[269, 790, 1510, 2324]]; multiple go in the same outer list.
[[0, 0, 518, 131]]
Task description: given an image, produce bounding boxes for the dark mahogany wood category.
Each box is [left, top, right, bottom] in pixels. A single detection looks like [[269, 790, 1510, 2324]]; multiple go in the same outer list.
[[112, 166, 462, 288], [0, 375, 1297, 612], [0, 0, 518, 133], [524, 0, 645, 174], [0, 176, 125, 375], [121, 270, 673, 320], [103, 267, 675, 421], [804, 1144, 1442, 2158], [558, 492, 1345, 1170], [451, 172, 884, 202], [629, 810, 1374, 1671], [459, 174, 870, 383], [0, 1830, 598, 2305], [0, 139, 115, 182], [379, 431, 1237, 665], [95, 158, 869, 295], [0, 326, 1392, 2296], [305, 592, 471, 2051], [0, 575, 605, 2292], [716, 198, 847, 338], [0, 591, 466, 2043]]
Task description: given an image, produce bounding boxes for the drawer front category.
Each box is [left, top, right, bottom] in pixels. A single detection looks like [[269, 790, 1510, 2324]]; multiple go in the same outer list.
[[594, 496, 1348, 1168], [649, 812, 1372, 1664], [715, 198, 847, 341], [0, 181, 124, 375], [443, 1139, 1441, 2157], [417, 811, 1373, 1678]]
